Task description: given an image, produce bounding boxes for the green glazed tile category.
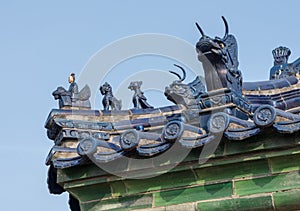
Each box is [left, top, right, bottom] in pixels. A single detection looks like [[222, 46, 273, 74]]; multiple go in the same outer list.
[[64, 177, 107, 189], [198, 195, 273, 211], [225, 132, 299, 156], [194, 159, 269, 184], [166, 203, 197, 211], [269, 153, 300, 173], [57, 164, 108, 183], [273, 189, 300, 211], [235, 171, 300, 196], [80, 194, 152, 211], [67, 183, 111, 202], [131, 207, 165, 211], [124, 169, 196, 195], [110, 180, 127, 197], [154, 182, 232, 207]]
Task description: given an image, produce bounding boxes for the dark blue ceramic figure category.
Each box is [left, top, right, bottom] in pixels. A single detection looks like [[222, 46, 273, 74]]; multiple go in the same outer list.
[[195, 17, 242, 94], [68, 73, 79, 100], [164, 64, 205, 107], [269, 46, 300, 80], [128, 81, 153, 109], [52, 73, 91, 109], [99, 82, 122, 110]]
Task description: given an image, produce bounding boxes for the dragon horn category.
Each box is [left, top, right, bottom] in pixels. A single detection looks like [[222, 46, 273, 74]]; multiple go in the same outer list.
[[222, 16, 229, 40], [169, 64, 186, 82], [195, 22, 205, 37]]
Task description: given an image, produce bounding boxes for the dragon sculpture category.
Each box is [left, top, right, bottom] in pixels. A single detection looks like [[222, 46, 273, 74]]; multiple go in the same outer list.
[[45, 17, 300, 211], [195, 16, 242, 93], [164, 64, 205, 107], [46, 16, 300, 165]]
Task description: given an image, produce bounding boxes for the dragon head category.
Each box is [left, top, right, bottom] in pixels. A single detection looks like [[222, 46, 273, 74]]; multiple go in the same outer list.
[[195, 16, 229, 65], [195, 17, 242, 93], [165, 64, 203, 107]]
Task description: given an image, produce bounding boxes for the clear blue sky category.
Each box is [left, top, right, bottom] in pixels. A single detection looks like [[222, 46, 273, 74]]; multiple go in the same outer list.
[[0, 1, 300, 210]]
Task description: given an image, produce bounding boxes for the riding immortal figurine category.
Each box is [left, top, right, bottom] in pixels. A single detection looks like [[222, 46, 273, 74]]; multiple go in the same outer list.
[[52, 73, 91, 109]]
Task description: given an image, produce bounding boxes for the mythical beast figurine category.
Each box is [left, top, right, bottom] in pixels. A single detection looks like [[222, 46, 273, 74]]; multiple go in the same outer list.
[[195, 17, 300, 111], [164, 64, 205, 107], [195, 16, 242, 93], [269, 46, 300, 80], [128, 81, 153, 109], [52, 73, 91, 109], [100, 82, 122, 110]]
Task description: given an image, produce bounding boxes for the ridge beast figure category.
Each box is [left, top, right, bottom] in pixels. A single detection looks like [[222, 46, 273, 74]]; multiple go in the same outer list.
[[100, 82, 122, 110], [164, 64, 205, 107], [193, 17, 300, 135], [195, 16, 242, 93], [128, 81, 153, 109], [46, 17, 300, 166], [46, 18, 300, 208], [269, 46, 300, 80], [52, 73, 91, 109]]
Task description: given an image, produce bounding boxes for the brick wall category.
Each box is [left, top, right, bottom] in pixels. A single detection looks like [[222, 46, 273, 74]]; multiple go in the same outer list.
[[58, 132, 300, 210]]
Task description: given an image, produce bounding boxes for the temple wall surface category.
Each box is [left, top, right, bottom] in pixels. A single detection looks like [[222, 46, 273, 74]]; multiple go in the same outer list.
[[57, 132, 300, 211]]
